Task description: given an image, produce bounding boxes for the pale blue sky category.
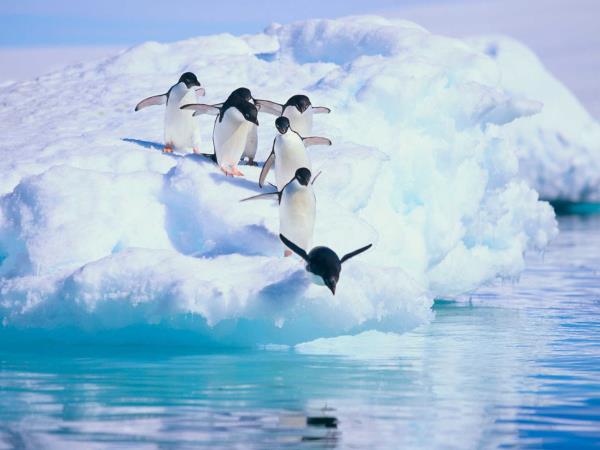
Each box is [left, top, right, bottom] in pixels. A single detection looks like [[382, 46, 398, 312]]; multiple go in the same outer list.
[[0, 0, 440, 46], [1, 0, 598, 116]]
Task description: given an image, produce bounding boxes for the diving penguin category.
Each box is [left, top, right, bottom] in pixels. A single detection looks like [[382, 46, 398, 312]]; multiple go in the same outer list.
[[256, 94, 331, 136], [259, 116, 331, 190], [279, 234, 373, 295], [181, 92, 259, 176], [134, 72, 205, 154]]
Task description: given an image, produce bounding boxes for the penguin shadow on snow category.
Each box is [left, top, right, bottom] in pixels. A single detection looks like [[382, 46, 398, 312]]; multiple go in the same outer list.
[[122, 139, 220, 168], [186, 154, 267, 193], [122, 137, 265, 194], [208, 171, 265, 194], [122, 138, 164, 151], [122, 138, 185, 162]]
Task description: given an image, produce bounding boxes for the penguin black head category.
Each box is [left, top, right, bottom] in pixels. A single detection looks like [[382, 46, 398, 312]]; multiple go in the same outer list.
[[233, 98, 259, 125], [307, 247, 341, 295], [228, 87, 254, 104], [294, 167, 312, 186], [275, 116, 290, 134], [285, 94, 311, 114], [178, 72, 201, 88], [279, 234, 373, 296]]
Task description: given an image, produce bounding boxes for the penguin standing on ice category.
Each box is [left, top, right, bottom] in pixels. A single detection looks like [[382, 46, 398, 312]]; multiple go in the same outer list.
[[257, 94, 331, 136], [259, 117, 331, 190], [213, 87, 260, 166], [242, 168, 316, 257], [181, 91, 259, 176], [134, 72, 205, 154], [279, 168, 316, 256], [279, 234, 372, 295]]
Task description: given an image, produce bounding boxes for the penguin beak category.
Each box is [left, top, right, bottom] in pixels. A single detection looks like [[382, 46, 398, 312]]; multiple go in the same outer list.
[[325, 278, 337, 295], [298, 103, 310, 114], [251, 117, 259, 126]]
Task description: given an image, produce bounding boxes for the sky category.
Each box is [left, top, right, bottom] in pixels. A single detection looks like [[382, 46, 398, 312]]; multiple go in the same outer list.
[[0, 0, 598, 117], [0, 0, 437, 46]]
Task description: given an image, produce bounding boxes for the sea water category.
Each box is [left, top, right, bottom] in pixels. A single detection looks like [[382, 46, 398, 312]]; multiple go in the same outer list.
[[0, 215, 598, 449]]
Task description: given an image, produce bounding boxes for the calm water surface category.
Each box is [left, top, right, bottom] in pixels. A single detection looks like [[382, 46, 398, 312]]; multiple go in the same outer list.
[[0, 216, 599, 449]]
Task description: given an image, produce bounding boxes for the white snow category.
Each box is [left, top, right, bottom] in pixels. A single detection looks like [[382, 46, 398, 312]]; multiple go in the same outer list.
[[0, 16, 558, 345]]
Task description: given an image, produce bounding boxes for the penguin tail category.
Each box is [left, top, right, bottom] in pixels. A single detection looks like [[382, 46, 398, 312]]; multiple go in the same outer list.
[[199, 153, 217, 163]]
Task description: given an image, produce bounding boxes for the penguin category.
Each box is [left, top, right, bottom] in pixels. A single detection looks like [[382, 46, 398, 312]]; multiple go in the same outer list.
[[241, 168, 316, 257], [256, 94, 331, 136], [181, 93, 259, 176], [134, 72, 205, 154], [259, 116, 331, 190], [213, 88, 260, 166], [279, 168, 316, 257], [279, 234, 372, 295]]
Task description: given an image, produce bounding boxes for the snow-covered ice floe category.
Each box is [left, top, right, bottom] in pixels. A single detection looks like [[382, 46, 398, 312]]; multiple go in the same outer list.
[[0, 16, 559, 345]]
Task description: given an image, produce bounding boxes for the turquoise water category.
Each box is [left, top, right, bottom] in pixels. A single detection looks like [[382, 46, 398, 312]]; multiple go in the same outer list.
[[1, 215, 599, 449]]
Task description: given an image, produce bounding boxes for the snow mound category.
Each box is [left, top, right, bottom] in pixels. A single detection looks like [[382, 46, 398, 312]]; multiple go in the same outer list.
[[467, 36, 600, 202], [0, 16, 556, 345]]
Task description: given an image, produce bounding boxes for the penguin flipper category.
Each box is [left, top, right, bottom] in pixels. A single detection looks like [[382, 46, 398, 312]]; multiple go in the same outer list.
[[180, 103, 221, 116], [259, 146, 276, 188], [302, 136, 332, 147], [240, 191, 280, 203], [279, 234, 309, 261], [340, 244, 373, 264], [311, 170, 322, 185], [255, 99, 283, 115], [312, 106, 331, 114], [134, 94, 167, 111]]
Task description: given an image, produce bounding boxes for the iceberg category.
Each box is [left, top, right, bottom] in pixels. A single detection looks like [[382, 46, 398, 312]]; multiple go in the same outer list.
[[0, 16, 557, 345], [467, 35, 600, 202]]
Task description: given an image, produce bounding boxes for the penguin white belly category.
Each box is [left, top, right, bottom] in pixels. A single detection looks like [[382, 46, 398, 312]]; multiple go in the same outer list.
[[164, 84, 200, 152], [274, 134, 311, 190], [283, 108, 313, 136], [214, 110, 252, 167], [310, 273, 325, 286], [242, 124, 258, 160], [280, 184, 316, 253]]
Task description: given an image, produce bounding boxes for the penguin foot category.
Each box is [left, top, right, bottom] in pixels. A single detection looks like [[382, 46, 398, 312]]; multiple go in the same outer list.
[[220, 165, 234, 177], [192, 148, 201, 154], [245, 158, 258, 166], [163, 146, 174, 154], [284, 249, 293, 257], [231, 166, 245, 177]]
